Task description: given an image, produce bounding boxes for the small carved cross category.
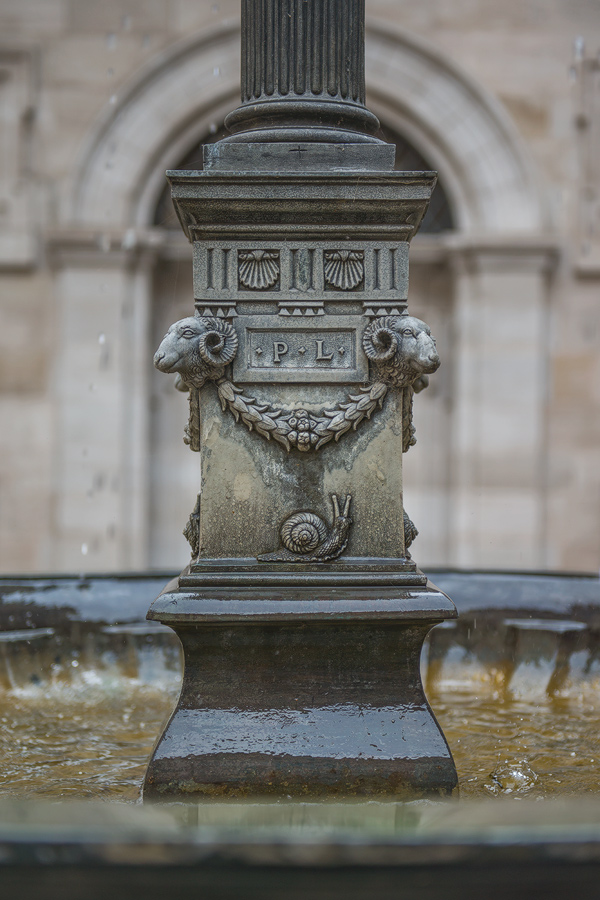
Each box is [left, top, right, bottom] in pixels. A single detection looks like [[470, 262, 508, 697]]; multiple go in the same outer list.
[[290, 145, 308, 159]]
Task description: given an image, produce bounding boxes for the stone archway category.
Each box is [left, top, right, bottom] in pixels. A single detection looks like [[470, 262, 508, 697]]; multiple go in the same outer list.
[[68, 21, 545, 234], [365, 20, 546, 234], [53, 21, 553, 571]]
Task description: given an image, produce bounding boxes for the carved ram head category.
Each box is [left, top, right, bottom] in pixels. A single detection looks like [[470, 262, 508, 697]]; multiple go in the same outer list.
[[153, 316, 238, 390], [362, 315, 440, 390]]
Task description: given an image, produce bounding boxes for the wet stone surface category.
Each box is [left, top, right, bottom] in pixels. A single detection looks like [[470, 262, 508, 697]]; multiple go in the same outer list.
[[2, 677, 600, 802]]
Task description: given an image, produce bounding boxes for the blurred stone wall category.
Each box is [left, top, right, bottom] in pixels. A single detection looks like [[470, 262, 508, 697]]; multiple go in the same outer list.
[[0, 0, 598, 574]]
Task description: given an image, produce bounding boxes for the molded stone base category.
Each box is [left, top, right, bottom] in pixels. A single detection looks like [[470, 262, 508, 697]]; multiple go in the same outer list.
[[143, 577, 458, 801]]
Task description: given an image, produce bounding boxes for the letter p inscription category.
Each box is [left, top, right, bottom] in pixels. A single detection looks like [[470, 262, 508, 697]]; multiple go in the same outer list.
[[273, 341, 288, 364]]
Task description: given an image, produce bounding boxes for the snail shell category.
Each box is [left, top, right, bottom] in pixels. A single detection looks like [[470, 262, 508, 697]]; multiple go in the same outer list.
[[280, 512, 328, 554]]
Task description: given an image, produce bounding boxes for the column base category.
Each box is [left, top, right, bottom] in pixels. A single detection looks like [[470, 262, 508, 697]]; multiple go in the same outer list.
[[143, 566, 458, 801]]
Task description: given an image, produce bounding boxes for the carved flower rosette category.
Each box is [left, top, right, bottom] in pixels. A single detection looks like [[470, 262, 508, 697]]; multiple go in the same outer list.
[[287, 410, 320, 452]]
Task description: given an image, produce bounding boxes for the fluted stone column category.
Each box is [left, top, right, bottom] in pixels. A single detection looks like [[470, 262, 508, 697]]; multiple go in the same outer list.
[[224, 0, 381, 141]]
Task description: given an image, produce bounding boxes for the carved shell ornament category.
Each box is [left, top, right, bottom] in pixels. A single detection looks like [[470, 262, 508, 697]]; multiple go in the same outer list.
[[153, 315, 439, 455], [238, 250, 280, 290], [324, 250, 364, 290], [258, 495, 353, 563]]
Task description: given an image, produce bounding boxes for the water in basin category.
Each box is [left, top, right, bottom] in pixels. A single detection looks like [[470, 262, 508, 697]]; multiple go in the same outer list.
[[2, 628, 599, 802]]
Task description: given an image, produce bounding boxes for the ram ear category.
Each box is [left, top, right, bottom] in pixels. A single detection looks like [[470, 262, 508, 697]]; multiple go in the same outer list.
[[174, 373, 190, 393], [412, 374, 429, 394], [197, 319, 239, 365]]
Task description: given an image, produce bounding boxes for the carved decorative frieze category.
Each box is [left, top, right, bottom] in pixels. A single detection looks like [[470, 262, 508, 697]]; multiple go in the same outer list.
[[258, 494, 353, 563], [153, 314, 440, 456], [362, 303, 403, 317], [238, 250, 280, 290], [324, 250, 364, 290], [198, 305, 238, 318], [192, 241, 409, 303], [278, 301, 325, 317]]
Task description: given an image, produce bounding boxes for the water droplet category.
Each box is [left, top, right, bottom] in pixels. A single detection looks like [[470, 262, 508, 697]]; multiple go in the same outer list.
[[81, 543, 88, 556], [486, 760, 538, 795], [109, 94, 117, 105], [213, 67, 220, 77], [209, 122, 218, 134], [98, 333, 106, 345], [71, 660, 79, 668], [121, 228, 136, 250]]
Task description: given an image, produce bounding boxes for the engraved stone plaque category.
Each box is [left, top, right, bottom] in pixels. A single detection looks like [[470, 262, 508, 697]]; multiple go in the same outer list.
[[233, 316, 368, 384]]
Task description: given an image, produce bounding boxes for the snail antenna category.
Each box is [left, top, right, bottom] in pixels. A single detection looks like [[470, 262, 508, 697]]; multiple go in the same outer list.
[[342, 495, 352, 516], [331, 494, 340, 519]]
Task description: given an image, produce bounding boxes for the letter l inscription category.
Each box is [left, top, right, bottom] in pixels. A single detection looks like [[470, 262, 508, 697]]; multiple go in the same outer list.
[[315, 340, 333, 361]]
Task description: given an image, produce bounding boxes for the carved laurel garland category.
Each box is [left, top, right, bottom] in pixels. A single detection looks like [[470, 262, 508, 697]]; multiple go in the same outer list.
[[214, 378, 389, 452]]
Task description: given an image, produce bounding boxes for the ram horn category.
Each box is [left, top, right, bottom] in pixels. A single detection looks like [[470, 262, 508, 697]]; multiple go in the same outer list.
[[197, 318, 239, 365], [362, 317, 399, 361]]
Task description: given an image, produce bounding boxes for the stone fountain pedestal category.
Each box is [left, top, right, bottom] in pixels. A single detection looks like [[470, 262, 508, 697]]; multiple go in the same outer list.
[[144, 566, 457, 799], [143, 0, 458, 801]]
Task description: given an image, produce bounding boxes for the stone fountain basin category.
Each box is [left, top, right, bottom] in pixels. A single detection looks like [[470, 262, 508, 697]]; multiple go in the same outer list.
[[1, 569, 600, 898]]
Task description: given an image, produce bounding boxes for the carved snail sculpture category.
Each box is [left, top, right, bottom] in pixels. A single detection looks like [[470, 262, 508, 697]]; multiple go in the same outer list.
[[258, 494, 353, 563], [153, 316, 238, 389]]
